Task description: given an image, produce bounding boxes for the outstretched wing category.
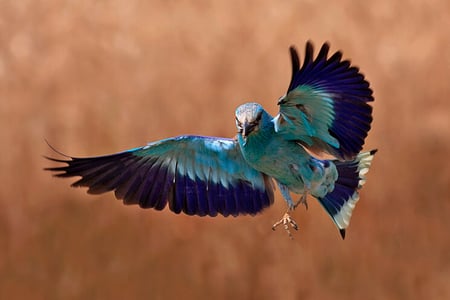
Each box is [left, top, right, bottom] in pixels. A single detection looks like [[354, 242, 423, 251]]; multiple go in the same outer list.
[[45, 136, 274, 217], [274, 41, 374, 160]]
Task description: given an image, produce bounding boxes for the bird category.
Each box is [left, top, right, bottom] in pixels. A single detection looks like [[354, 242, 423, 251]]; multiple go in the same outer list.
[[45, 41, 376, 239]]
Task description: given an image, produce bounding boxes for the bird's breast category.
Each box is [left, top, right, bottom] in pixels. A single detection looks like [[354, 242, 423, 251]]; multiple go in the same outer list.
[[239, 134, 308, 188]]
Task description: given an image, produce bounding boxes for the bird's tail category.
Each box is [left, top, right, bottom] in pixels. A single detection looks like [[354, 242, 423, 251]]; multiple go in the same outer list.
[[317, 150, 377, 239]]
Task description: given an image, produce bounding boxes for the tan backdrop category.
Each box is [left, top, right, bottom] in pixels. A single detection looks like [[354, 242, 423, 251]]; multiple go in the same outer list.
[[1, 0, 449, 299]]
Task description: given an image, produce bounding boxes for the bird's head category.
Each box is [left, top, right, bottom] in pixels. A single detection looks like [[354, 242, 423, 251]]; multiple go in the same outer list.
[[235, 103, 264, 141]]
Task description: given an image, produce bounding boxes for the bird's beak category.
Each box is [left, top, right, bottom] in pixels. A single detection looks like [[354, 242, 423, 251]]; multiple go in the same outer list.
[[242, 121, 256, 138]]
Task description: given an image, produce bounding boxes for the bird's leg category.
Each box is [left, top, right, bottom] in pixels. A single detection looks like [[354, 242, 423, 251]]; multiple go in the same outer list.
[[288, 163, 310, 210], [276, 181, 295, 210], [272, 182, 299, 238]]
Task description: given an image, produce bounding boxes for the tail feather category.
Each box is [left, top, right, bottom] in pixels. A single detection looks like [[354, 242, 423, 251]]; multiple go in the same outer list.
[[318, 149, 377, 239]]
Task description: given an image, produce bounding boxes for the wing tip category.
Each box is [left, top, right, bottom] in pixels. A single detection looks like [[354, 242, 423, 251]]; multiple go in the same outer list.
[[287, 45, 301, 93], [44, 139, 73, 158]]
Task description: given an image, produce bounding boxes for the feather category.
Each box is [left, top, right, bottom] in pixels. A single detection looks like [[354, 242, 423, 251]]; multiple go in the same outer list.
[[45, 136, 274, 217], [277, 41, 374, 160]]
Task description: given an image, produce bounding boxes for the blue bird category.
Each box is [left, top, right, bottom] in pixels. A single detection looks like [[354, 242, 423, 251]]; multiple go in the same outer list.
[[45, 41, 376, 239]]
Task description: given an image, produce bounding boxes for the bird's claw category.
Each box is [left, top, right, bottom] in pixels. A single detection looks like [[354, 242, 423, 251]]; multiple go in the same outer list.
[[272, 212, 298, 239], [294, 192, 308, 210]]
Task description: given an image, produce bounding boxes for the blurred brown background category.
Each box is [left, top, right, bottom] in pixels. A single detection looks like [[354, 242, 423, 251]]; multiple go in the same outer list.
[[1, 0, 449, 299]]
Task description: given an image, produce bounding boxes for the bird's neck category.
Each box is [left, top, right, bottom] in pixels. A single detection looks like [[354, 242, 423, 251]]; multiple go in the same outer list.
[[238, 120, 274, 163]]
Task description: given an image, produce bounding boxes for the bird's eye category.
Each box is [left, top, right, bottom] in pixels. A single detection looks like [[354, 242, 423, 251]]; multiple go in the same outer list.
[[235, 118, 243, 132], [248, 119, 260, 127]]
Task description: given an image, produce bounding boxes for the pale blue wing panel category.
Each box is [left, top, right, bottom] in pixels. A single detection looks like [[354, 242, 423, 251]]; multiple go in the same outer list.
[[45, 135, 274, 217], [275, 42, 374, 160]]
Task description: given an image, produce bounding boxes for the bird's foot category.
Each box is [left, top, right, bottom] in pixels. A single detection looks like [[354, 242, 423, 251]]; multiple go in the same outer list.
[[294, 191, 308, 210], [272, 212, 298, 239]]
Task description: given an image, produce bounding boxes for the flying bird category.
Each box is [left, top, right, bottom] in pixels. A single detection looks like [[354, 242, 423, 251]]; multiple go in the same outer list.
[[45, 41, 376, 239]]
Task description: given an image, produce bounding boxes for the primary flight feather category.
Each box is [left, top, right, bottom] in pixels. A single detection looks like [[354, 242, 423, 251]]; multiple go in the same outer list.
[[45, 41, 376, 239]]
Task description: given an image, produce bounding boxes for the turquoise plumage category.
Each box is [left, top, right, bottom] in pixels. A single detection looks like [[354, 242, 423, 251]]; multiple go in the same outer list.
[[46, 41, 376, 239]]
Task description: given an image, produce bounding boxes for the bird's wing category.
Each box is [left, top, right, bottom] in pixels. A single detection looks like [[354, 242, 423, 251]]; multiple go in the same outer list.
[[274, 41, 374, 160], [45, 135, 274, 217]]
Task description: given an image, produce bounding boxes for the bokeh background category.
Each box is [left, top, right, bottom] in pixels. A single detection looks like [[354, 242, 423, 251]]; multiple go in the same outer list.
[[1, 0, 449, 299]]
